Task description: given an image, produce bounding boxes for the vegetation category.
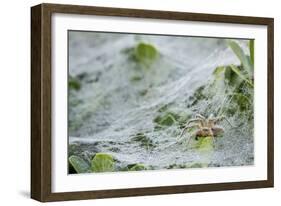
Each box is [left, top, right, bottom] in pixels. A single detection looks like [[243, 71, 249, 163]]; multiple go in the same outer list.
[[134, 42, 159, 67], [131, 133, 155, 150], [129, 164, 147, 171], [154, 112, 178, 126], [69, 75, 81, 91], [150, 39, 254, 167], [91, 153, 115, 172], [68, 35, 254, 172], [69, 153, 147, 174], [153, 106, 190, 129], [69, 155, 91, 173], [212, 40, 254, 117], [123, 42, 159, 68], [213, 40, 254, 88]]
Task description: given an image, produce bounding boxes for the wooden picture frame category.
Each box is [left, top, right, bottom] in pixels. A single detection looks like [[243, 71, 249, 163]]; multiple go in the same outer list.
[[31, 3, 274, 202]]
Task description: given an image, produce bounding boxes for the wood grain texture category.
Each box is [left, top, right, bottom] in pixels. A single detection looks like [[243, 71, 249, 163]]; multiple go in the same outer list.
[[42, 3, 273, 25], [31, 3, 274, 202], [31, 4, 52, 201], [267, 20, 274, 186], [31, 4, 42, 201]]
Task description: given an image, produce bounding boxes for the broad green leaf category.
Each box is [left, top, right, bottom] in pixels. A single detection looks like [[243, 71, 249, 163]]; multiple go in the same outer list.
[[194, 136, 214, 167], [159, 114, 177, 126], [154, 112, 179, 126], [129, 164, 147, 171], [91, 153, 115, 173], [69, 155, 91, 173], [196, 136, 214, 152], [230, 65, 254, 87], [249, 39, 254, 66], [136, 43, 158, 60], [228, 40, 252, 76], [134, 42, 158, 66]]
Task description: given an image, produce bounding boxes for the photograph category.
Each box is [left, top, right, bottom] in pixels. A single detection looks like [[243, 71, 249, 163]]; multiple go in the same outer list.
[[30, 3, 274, 202], [67, 31, 255, 174]]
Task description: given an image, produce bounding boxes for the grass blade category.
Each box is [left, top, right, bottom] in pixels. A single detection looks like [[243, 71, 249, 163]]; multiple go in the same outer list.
[[213, 66, 226, 80], [230, 65, 253, 88], [228, 40, 252, 76], [249, 39, 254, 66]]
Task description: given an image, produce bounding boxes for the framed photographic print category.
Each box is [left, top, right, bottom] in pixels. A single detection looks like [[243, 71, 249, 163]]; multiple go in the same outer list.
[[31, 3, 274, 202]]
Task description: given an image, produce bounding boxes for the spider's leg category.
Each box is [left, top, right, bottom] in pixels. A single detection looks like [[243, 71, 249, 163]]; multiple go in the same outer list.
[[195, 114, 206, 120], [206, 119, 214, 128], [178, 127, 188, 140], [201, 119, 208, 127], [186, 128, 205, 148], [216, 116, 225, 122], [186, 118, 201, 125], [178, 124, 198, 140], [214, 116, 235, 128]]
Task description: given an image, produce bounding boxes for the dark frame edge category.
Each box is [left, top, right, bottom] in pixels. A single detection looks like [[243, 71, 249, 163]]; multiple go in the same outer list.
[[43, 180, 273, 202], [267, 18, 274, 187], [31, 4, 53, 202], [31, 4, 43, 202], [42, 3, 273, 25]]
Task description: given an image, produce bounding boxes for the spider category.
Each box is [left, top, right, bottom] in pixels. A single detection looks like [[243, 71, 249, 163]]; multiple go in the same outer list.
[[178, 113, 233, 146]]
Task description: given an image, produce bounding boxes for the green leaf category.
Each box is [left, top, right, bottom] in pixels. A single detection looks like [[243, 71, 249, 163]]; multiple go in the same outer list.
[[154, 112, 178, 126], [213, 66, 226, 79], [232, 92, 251, 104], [69, 76, 81, 91], [228, 40, 252, 76], [231, 92, 251, 111], [91, 153, 115, 172], [159, 114, 177, 126], [134, 42, 158, 66], [191, 136, 214, 167], [186, 163, 205, 168], [69, 155, 91, 173], [129, 164, 147, 171], [249, 39, 254, 66], [196, 136, 214, 152], [230, 65, 253, 87], [131, 133, 155, 150], [130, 75, 142, 82]]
